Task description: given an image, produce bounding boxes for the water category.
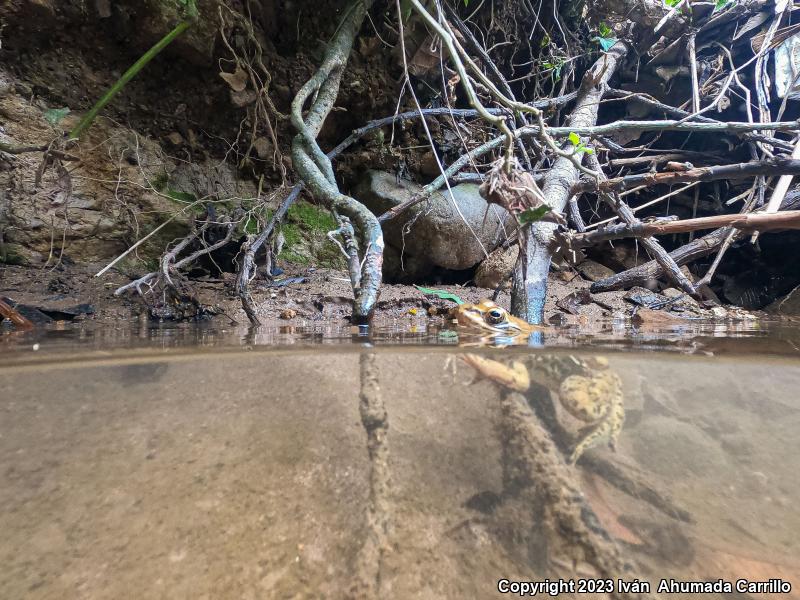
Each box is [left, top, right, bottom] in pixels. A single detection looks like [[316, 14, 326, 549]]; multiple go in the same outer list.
[[1, 323, 799, 598]]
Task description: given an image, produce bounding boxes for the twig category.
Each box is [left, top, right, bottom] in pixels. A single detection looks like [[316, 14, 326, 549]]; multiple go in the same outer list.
[[583, 153, 697, 297]]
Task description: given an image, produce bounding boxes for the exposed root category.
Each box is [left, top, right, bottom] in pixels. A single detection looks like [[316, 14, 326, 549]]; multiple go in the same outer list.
[[115, 211, 238, 320]]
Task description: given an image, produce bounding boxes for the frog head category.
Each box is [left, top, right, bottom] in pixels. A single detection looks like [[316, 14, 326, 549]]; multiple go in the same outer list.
[[450, 300, 537, 337]]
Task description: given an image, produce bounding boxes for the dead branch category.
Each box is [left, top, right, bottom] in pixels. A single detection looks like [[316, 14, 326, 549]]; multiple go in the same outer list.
[[574, 158, 800, 195], [115, 215, 237, 320], [586, 152, 699, 296], [0, 298, 34, 329], [568, 210, 800, 246], [589, 227, 735, 293], [511, 43, 627, 324]]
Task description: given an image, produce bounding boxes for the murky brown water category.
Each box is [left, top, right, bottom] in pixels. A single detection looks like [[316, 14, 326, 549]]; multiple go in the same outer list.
[[1, 324, 799, 598]]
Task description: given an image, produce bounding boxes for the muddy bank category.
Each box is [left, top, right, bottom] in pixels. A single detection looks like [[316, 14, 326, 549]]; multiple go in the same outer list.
[[1, 261, 766, 331]]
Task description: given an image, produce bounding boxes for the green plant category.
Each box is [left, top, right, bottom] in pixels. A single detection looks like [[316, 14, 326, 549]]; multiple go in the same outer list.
[[568, 131, 594, 155], [542, 57, 565, 82], [414, 285, 464, 305], [69, 1, 198, 140], [518, 206, 556, 224], [592, 23, 617, 52]]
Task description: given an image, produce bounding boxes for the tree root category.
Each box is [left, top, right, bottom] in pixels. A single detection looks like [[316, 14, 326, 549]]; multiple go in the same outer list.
[[351, 352, 392, 597], [289, 0, 382, 323]]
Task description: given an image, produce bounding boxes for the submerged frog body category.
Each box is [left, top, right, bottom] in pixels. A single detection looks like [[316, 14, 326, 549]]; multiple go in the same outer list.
[[452, 301, 624, 463], [528, 354, 625, 464]]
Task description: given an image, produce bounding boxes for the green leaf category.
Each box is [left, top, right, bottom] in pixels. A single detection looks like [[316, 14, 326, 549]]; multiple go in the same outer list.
[[414, 285, 464, 305], [593, 36, 617, 52], [400, 0, 412, 21], [43, 107, 70, 127], [568, 131, 581, 146], [166, 189, 197, 204], [713, 0, 730, 12], [598, 23, 613, 37], [518, 205, 553, 224], [177, 0, 199, 18]]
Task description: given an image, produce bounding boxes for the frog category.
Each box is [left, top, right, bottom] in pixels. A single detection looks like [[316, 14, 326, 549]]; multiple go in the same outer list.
[[448, 299, 544, 344], [452, 301, 625, 464]]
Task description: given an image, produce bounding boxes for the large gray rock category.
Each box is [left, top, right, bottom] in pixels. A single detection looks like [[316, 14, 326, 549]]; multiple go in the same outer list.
[[354, 170, 513, 277]]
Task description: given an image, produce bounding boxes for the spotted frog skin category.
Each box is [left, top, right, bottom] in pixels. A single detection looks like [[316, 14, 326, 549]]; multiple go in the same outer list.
[[453, 301, 624, 464], [526, 354, 625, 464]]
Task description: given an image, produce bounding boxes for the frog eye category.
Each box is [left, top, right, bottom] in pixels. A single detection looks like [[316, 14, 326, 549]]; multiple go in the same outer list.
[[485, 307, 506, 325]]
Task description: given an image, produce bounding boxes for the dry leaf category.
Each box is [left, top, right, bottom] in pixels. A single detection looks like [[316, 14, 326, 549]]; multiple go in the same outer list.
[[219, 66, 248, 93]]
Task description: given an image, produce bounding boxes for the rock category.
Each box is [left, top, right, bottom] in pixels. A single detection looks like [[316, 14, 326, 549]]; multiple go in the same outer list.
[[253, 137, 273, 159], [710, 306, 728, 319], [576, 259, 616, 282], [630, 415, 728, 478], [592, 243, 642, 271], [418, 151, 440, 177], [280, 309, 297, 320], [382, 245, 433, 283], [474, 245, 517, 289], [631, 308, 689, 325], [354, 170, 513, 275], [767, 284, 800, 316], [624, 287, 667, 308], [166, 132, 184, 146]]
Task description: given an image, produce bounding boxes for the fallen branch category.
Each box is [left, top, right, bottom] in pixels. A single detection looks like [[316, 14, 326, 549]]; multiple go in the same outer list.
[[589, 227, 734, 293], [582, 153, 697, 297], [573, 158, 800, 195], [0, 298, 34, 329], [115, 215, 237, 320], [569, 210, 800, 246]]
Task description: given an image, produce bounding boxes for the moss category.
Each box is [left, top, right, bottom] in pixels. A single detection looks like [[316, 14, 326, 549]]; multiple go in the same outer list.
[[287, 200, 337, 232], [278, 200, 344, 268], [148, 170, 170, 192], [0, 246, 25, 265]]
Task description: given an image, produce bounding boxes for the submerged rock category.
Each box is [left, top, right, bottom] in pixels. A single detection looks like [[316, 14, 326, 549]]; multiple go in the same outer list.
[[630, 415, 728, 478], [354, 170, 513, 278]]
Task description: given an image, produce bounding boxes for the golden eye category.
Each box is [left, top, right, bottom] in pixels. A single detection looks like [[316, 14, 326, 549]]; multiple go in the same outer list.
[[485, 307, 506, 325]]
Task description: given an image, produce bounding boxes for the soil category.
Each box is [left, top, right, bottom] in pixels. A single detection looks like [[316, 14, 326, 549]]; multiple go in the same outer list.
[[0, 260, 759, 331]]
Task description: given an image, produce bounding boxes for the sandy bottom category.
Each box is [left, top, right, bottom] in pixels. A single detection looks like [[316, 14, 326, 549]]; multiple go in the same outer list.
[[1, 349, 799, 599]]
